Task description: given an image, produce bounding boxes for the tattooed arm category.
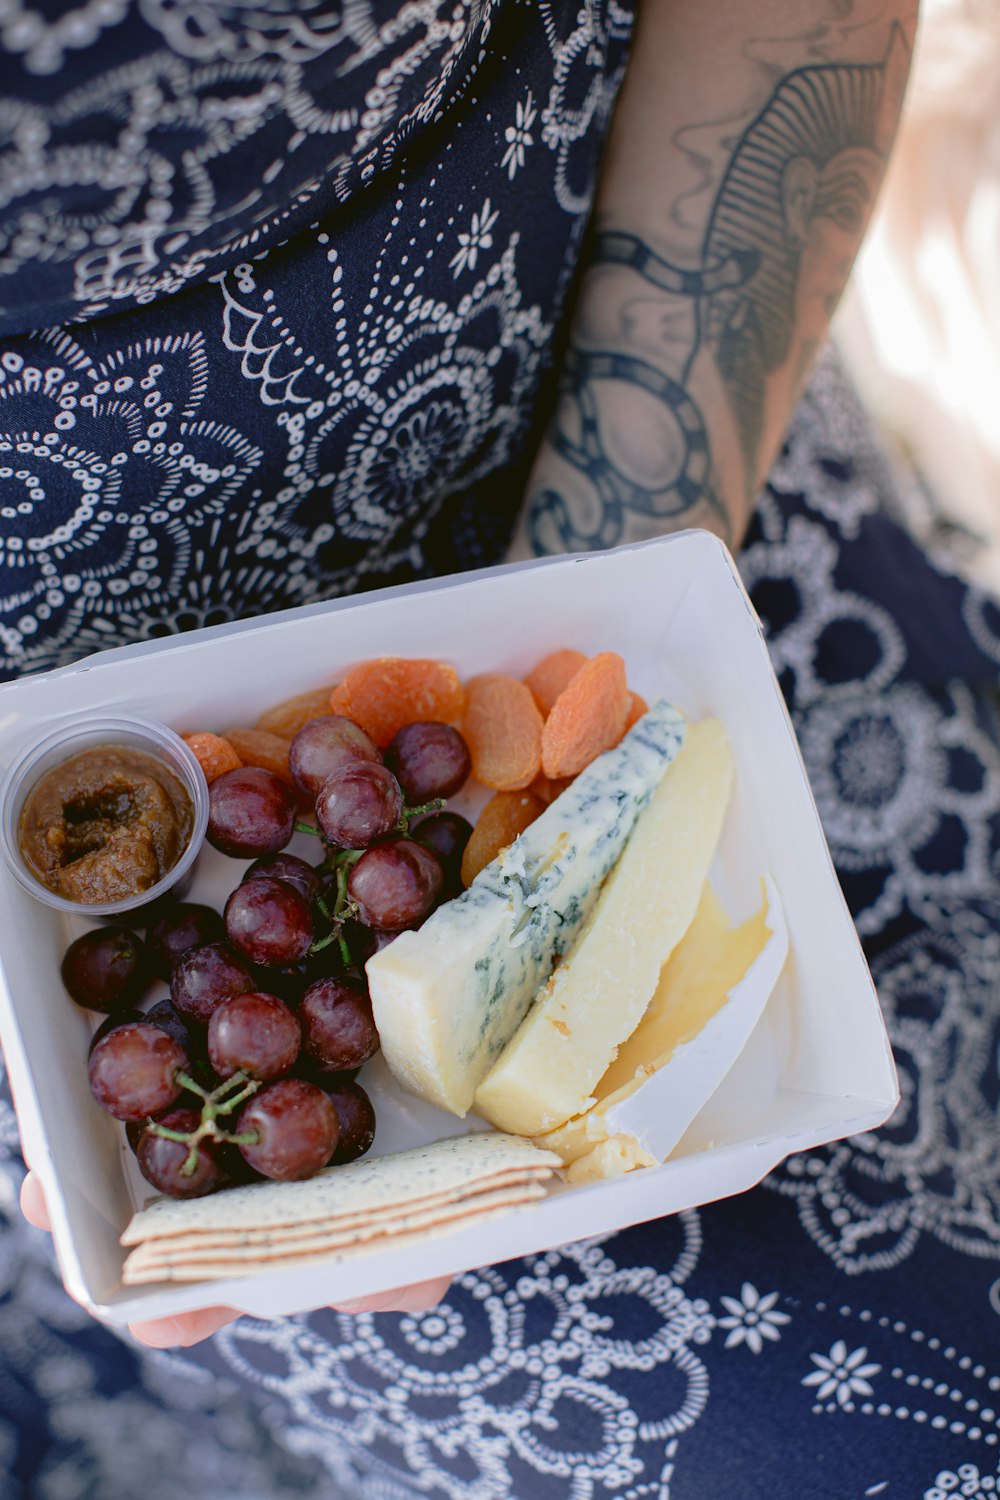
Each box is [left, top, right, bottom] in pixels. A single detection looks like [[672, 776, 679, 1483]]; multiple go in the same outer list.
[[509, 1, 918, 558]]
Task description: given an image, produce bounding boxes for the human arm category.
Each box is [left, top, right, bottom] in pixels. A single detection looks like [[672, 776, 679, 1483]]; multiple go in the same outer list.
[[509, 0, 918, 560]]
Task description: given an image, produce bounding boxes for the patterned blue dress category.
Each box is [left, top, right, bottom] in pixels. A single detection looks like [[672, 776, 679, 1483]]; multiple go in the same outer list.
[[0, 0, 630, 674], [2, 6, 1000, 1499]]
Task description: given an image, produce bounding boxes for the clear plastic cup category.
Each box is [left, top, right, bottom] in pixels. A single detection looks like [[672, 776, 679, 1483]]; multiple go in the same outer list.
[[0, 715, 209, 918]]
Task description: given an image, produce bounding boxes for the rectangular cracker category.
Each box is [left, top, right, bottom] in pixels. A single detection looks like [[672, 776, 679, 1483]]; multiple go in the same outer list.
[[127, 1167, 554, 1255], [124, 1182, 547, 1273], [122, 1202, 536, 1284], [121, 1133, 559, 1246]]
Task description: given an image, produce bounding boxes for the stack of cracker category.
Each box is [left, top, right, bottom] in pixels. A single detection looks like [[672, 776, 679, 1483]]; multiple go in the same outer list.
[[121, 1132, 559, 1284]]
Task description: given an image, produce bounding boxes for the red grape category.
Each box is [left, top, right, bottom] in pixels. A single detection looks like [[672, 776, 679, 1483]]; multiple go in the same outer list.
[[146, 904, 225, 981], [88, 1022, 188, 1121], [207, 768, 296, 857], [343, 920, 405, 970], [207, 991, 301, 1080], [385, 722, 471, 801], [348, 838, 443, 929], [325, 1080, 376, 1165], [298, 977, 380, 1074], [217, 1141, 264, 1184], [136, 1108, 227, 1198], [89, 1008, 143, 1055], [289, 715, 380, 797], [170, 941, 255, 1026], [61, 927, 148, 1014], [413, 810, 473, 891], [141, 996, 212, 1082], [125, 1089, 203, 1154], [261, 946, 348, 1004], [243, 852, 321, 904], [315, 761, 403, 848], [225, 876, 314, 967], [236, 1078, 338, 1181]]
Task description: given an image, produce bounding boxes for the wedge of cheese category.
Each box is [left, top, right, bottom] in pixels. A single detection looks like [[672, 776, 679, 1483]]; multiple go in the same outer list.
[[367, 699, 687, 1116], [473, 717, 734, 1135], [536, 876, 787, 1181]]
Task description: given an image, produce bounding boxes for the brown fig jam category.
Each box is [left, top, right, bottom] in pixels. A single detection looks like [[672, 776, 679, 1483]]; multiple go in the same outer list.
[[18, 745, 194, 904]]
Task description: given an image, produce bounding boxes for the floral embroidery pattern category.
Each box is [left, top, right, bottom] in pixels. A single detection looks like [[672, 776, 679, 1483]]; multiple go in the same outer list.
[[803, 1341, 882, 1408], [501, 93, 537, 179], [450, 200, 499, 277], [716, 1282, 791, 1353]]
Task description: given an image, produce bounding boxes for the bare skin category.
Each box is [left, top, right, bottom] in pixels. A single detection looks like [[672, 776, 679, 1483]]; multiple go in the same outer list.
[[509, 0, 918, 560]]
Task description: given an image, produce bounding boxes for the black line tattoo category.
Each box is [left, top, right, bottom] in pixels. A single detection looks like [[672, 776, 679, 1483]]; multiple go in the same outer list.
[[525, 25, 909, 558]]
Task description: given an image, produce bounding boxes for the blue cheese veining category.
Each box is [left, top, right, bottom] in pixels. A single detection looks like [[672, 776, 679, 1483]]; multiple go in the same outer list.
[[366, 699, 686, 1115]]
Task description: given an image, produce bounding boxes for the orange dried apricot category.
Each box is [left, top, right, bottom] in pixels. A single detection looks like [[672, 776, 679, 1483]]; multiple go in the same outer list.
[[463, 673, 544, 791], [183, 732, 242, 785], [329, 659, 464, 748], [224, 728, 295, 787], [624, 691, 649, 731], [461, 790, 545, 886], [255, 687, 334, 740], [523, 649, 588, 717], [541, 651, 630, 778], [529, 770, 575, 806]]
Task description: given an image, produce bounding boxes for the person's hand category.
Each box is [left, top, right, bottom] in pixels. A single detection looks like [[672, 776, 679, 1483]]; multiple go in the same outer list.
[[18, 1167, 452, 1348]]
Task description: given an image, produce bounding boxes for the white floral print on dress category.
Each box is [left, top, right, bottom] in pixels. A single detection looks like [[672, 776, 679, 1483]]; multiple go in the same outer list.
[[450, 200, 499, 276], [716, 1282, 791, 1353], [502, 93, 537, 179], [803, 1340, 881, 1407]]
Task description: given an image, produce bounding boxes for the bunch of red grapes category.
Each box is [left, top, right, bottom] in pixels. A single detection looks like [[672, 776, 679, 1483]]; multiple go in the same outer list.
[[66, 714, 474, 1198]]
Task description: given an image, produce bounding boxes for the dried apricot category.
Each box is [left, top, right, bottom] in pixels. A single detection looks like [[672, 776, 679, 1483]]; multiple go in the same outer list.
[[529, 771, 575, 805], [542, 651, 630, 778], [463, 674, 544, 791], [255, 687, 334, 740], [329, 659, 465, 749], [461, 790, 545, 886], [523, 649, 588, 717], [224, 728, 295, 787], [183, 732, 242, 785], [624, 691, 649, 731]]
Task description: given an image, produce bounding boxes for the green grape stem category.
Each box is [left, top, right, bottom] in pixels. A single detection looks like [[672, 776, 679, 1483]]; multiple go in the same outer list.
[[397, 796, 446, 835], [149, 1070, 262, 1176], [309, 857, 362, 959]]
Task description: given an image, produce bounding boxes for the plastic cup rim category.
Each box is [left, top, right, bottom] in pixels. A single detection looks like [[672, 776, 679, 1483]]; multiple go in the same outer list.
[[0, 712, 209, 918]]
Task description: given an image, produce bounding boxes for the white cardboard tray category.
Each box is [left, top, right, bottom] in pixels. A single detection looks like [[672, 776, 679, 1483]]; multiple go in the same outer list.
[[0, 532, 898, 1326]]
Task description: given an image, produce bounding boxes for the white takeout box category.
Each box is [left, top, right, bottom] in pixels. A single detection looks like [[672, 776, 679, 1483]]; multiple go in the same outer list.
[[0, 532, 898, 1326]]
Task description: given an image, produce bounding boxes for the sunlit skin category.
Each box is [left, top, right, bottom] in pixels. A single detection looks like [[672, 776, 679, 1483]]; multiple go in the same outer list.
[[762, 145, 884, 462]]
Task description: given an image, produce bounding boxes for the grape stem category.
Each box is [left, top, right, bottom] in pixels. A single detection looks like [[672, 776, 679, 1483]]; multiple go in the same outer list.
[[294, 819, 320, 837], [309, 860, 358, 963], [397, 796, 445, 835], [148, 1070, 262, 1176]]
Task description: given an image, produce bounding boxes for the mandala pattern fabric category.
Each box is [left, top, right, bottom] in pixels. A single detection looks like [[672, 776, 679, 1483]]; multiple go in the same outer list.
[[4, 350, 1000, 1498], [0, 0, 632, 676], [0, 0, 612, 333]]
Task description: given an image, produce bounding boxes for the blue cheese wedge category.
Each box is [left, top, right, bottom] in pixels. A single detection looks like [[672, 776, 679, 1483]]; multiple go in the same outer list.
[[367, 699, 687, 1116], [473, 718, 734, 1135]]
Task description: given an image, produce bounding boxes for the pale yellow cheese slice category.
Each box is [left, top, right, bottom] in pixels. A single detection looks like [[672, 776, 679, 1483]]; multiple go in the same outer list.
[[534, 878, 785, 1181], [472, 718, 734, 1135]]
